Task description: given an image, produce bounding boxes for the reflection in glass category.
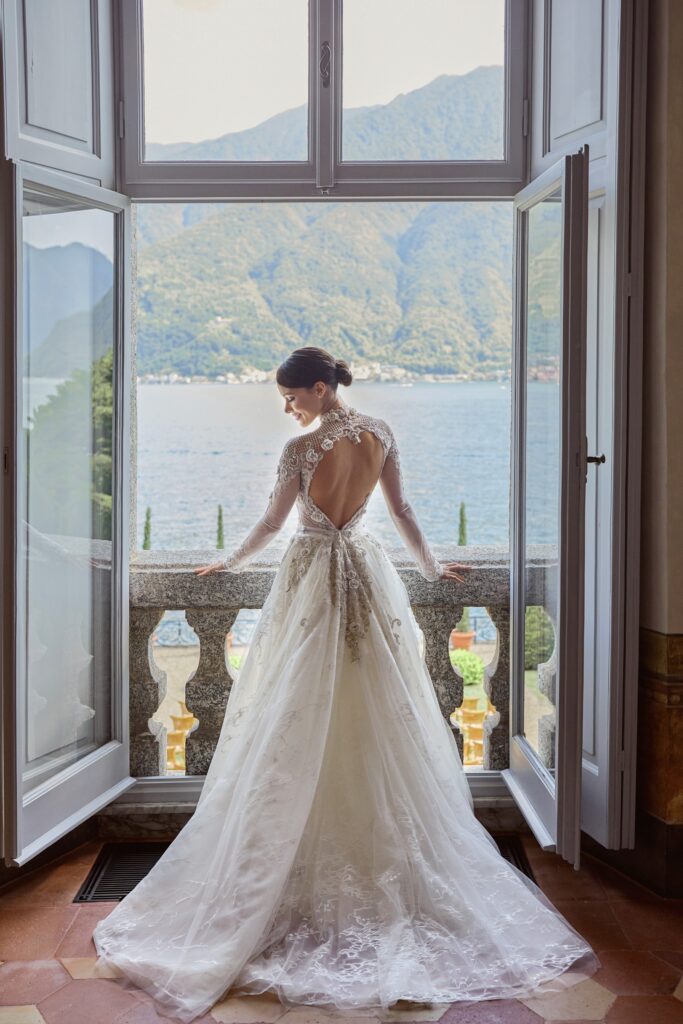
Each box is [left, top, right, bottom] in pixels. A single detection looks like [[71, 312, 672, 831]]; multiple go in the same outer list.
[[142, 0, 309, 162], [522, 190, 562, 769], [342, 0, 505, 162], [21, 192, 115, 794]]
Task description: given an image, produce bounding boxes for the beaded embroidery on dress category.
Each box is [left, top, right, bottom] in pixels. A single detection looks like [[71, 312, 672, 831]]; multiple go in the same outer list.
[[92, 401, 599, 1023]]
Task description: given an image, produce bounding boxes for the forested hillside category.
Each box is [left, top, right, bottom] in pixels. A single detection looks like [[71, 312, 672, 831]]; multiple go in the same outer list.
[[28, 67, 565, 381]]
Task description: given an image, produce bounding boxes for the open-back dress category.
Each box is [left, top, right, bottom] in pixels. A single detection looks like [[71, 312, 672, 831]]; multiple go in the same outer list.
[[93, 400, 599, 1023]]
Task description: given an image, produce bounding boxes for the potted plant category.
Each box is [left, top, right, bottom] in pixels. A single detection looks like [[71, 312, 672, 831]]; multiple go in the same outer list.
[[450, 501, 476, 650]]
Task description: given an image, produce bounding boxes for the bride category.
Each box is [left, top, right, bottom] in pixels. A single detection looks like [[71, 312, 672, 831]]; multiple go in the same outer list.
[[93, 346, 599, 1023]]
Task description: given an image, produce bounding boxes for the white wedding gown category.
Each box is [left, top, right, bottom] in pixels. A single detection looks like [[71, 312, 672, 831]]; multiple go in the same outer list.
[[93, 401, 599, 1023]]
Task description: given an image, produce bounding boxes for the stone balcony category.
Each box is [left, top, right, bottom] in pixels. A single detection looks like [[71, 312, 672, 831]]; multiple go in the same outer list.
[[127, 544, 558, 787]]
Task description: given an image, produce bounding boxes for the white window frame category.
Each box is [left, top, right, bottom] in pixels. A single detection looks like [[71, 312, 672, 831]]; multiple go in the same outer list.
[[117, 0, 528, 201], [2, 163, 135, 866]]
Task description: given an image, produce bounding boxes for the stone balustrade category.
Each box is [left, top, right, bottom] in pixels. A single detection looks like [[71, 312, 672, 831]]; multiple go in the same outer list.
[[129, 545, 557, 779]]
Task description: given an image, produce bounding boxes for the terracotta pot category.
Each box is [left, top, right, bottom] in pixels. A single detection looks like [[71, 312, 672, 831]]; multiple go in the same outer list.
[[450, 629, 476, 651]]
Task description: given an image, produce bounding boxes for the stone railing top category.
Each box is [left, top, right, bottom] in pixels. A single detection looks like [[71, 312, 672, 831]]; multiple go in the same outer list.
[[130, 544, 556, 608]]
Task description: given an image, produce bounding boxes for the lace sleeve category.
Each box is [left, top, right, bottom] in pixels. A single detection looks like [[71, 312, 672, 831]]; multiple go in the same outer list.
[[223, 440, 301, 573], [379, 423, 444, 582]]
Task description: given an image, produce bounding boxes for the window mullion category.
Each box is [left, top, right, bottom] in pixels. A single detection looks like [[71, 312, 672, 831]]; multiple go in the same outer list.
[[315, 0, 337, 190]]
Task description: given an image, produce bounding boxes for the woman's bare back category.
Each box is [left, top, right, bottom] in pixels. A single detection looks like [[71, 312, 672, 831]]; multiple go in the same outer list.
[[308, 430, 386, 529]]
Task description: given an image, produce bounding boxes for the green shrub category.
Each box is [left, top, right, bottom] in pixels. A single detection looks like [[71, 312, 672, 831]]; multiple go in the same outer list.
[[524, 605, 555, 670], [450, 649, 484, 686]]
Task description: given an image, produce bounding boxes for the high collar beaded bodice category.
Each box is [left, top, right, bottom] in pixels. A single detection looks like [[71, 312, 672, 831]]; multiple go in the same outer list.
[[222, 403, 445, 582]]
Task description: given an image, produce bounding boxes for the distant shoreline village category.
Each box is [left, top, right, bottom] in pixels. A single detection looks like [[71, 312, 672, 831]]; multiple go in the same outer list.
[[137, 362, 532, 386]]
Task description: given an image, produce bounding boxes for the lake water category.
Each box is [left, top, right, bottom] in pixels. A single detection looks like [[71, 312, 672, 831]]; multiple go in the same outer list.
[[136, 381, 520, 555]]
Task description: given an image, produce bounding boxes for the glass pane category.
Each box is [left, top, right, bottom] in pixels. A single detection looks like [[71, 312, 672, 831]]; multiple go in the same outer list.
[[342, 0, 505, 162], [142, 0, 309, 162], [522, 188, 562, 771], [21, 190, 115, 795]]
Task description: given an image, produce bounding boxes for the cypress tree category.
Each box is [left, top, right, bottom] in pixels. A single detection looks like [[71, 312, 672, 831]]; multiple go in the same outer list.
[[142, 506, 152, 550], [457, 501, 470, 632], [458, 500, 468, 546], [217, 504, 225, 549]]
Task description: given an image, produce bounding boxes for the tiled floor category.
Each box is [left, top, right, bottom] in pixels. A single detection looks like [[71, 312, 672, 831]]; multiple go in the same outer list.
[[0, 836, 682, 1024]]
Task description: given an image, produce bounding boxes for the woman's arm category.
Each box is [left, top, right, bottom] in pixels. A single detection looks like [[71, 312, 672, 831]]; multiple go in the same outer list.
[[222, 440, 301, 573], [379, 424, 445, 582]]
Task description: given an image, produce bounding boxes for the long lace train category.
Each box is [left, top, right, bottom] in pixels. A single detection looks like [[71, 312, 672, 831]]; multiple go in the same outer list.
[[93, 518, 598, 1022]]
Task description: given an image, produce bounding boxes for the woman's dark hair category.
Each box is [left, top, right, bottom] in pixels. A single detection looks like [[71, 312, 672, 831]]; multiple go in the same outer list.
[[276, 346, 353, 390]]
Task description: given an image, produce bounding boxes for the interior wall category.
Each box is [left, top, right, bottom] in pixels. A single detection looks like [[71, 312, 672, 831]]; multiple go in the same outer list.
[[593, 0, 683, 896], [640, 0, 683, 637]]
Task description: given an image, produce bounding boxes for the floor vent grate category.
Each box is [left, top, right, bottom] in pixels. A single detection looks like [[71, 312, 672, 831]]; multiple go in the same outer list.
[[493, 833, 537, 882], [75, 834, 536, 903], [74, 841, 171, 902]]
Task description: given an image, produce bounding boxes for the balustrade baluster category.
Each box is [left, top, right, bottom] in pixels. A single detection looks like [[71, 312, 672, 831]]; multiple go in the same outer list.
[[129, 607, 167, 776], [184, 608, 240, 775]]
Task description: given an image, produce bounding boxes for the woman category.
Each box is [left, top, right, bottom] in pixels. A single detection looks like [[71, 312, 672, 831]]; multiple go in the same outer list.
[[93, 347, 599, 1023]]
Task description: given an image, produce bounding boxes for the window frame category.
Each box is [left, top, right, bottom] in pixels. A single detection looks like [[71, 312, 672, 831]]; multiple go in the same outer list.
[[117, 0, 529, 201]]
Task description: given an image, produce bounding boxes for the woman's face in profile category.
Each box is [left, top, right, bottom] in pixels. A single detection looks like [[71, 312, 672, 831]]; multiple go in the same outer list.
[[277, 383, 328, 428]]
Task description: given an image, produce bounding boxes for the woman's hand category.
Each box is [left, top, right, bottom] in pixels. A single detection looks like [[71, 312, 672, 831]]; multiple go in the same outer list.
[[193, 561, 227, 577], [440, 561, 472, 584]]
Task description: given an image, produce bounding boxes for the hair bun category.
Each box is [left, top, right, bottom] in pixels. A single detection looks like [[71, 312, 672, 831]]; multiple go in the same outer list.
[[335, 358, 353, 387]]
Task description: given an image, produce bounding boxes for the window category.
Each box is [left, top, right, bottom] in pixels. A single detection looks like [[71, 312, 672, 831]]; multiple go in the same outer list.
[[119, 0, 527, 198]]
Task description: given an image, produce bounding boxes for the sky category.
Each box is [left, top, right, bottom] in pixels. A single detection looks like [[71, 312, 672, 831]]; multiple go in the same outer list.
[[143, 0, 505, 145], [23, 209, 114, 260]]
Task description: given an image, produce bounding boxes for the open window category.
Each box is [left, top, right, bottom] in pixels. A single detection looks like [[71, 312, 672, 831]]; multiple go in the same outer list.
[[503, 147, 589, 867], [1, 164, 135, 866]]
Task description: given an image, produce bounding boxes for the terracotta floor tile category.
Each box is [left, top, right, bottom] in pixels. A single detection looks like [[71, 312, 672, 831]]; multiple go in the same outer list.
[[379, 1003, 450, 1022], [581, 859, 663, 904], [110, 1004, 166, 1024], [0, 863, 90, 907], [439, 998, 543, 1022], [520, 977, 615, 1021], [609, 901, 683, 952], [531, 864, 607, 903], [0, 907, 78, 961], [605, 994, 683, 1022], [655, 952, 683, 974], [210, 993, 287, 1023], [67, 841, 104, 866], [60, 956, 120, 980], [592, 951, 681, 995], [0, 960, 71, 1005], [114, 999, 216, 1023], [272, 1009, 377, 1024], [53, 904, 119, 959], [38, 978, 141, 1024], [553, 902, 631, 952], [0, 1008, 47, 1023]]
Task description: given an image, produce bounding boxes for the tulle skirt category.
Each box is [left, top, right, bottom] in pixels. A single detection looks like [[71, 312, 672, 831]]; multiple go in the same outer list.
[[92, 524, 599, 1023]]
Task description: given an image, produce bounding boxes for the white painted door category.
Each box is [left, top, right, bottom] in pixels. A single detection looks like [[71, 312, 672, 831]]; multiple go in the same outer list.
[[1, 162, 135, 866], [503, 146, 589, 868]]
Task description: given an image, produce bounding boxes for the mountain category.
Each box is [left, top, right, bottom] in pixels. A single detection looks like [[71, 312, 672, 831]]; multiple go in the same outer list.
[[23, 242, 113, 352], [133, 66, 518, 378], [144, 64, 503, 164], [28, 287, 114, 377]]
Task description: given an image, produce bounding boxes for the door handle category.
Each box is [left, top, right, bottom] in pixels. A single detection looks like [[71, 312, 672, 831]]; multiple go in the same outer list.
[[587, 454, 605, 464]]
